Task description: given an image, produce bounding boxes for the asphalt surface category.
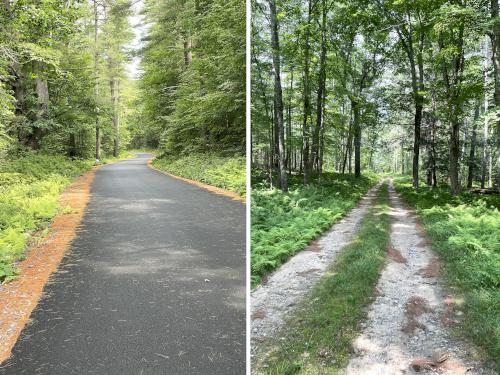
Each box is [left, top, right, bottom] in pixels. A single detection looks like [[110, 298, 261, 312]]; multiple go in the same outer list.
[[0, 154, 246, 375]]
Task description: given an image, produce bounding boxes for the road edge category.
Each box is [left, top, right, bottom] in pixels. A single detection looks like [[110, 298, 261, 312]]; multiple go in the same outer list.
[[0, 163, 102, 364], [147, 159, 246, 203]]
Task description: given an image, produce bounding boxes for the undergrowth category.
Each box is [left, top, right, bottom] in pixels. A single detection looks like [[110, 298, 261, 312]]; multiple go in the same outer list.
[[394, 176, 500, 368], [0, 151, 131, 282], [251, 171, 377, 287], [152, 153, 246, 196], [254, 184, 391, 374]]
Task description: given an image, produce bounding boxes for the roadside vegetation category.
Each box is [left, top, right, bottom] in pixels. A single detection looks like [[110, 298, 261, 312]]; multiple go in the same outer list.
[[394, 176, 500, 364], [0, 153, 93, 282], [251, 172, 377, 287], [254, 184, 391, 374], [153, 153, 246, 196], [0, 151, 136, 282], [135, 0, 245, 186]]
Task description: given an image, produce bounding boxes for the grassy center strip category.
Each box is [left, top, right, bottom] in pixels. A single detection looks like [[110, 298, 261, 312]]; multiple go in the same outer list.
[[253, 183, 391, 375]]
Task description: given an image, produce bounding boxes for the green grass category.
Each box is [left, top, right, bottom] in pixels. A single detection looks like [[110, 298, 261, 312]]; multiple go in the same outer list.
[[254, 184, 391, 374], [0, 153, 95, 282], [251, 171, 378, 287], [152, 153, 246, 196], [393, 176, 500, 367]]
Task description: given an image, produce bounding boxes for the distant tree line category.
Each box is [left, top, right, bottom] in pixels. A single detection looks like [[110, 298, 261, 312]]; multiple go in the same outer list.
[[252, 0, 500, 195]]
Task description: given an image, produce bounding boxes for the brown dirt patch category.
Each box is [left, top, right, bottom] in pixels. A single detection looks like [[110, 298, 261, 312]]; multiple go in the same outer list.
[[387, 243, 407, 263], [411, 354, 469, 374], [147, 160, 245, 203], [260, 275, 269, 285], [406, 296, 432, 316], [0, 167, 97, 364], [417, 238, 432, 248], [306, 240, 322, 252], [401, 296, 431, 334], [297, 268, 321, 277], [418, 258, 440, 278], [415, 223, 427, 237], [411, 358, 436, 371], [251, 309, 267, 320], [441, 295, 460, 326]]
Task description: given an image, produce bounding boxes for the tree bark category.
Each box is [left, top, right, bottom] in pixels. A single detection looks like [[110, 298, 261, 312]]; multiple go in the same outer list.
[[110, 78, 120, 157], [302, 0, 312, 185], [312, 0, 327, 173], [269, 0, 287, 192], [93, 0, 101, 160], [449, 114, 461, 195], [490, 0, 500, 190], [342, 113, 352, 174], [31, 63, 49, 149], [396, 21, 425, 190], [352, 99, 361, 177], [183, 37, 192, 66], [286, 69, 293, 174], [467, 102, 480, 188]]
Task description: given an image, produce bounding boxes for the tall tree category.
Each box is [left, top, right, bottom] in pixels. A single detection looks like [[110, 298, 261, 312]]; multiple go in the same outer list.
[[268, 0, 288, 191]]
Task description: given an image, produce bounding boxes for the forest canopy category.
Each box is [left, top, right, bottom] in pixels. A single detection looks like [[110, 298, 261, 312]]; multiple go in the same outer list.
[[136, 0, 246, 156], [0, 0, 135, 159], [252, 0, 500, 195]]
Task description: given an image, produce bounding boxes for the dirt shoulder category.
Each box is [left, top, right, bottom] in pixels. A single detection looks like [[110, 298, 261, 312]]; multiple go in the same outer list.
[[0, 167, 97, 363]]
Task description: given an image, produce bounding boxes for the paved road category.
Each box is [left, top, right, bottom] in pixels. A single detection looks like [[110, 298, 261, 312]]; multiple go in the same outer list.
[[0, 154, 246, 375]]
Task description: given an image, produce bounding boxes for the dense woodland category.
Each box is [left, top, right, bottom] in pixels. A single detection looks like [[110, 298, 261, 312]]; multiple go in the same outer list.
[[0, 0, 135, 159], [0, 0, 245, 159], [135, 0, 246, 155], [252, 0, 500, 195]]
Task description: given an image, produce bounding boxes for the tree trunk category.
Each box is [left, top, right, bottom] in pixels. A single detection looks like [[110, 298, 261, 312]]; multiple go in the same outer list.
[[268, 0, 287, 192], [183, 37, 192, 66], [490, 0, 500, 190], [287, 70, 293, 174], [94, 0, 101, 160], [32, 63, 49, 149], [110, 78, 120, 157], [342, 117, 352, 174], [413, 98, 422, 187], [352, 99, 361, 177], [318, 90, 326, 179], [397, 24, 425, 189], [312, 0, 327, 173], [467, 102, 480, 188], [302, 0, 312, 185], [449, 115, 461, 195], [482, 120, 488, 188]]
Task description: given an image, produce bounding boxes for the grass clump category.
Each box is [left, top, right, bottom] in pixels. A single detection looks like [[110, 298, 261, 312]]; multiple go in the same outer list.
[[394, 176, 500, 366], [0, 153, 94, 282], [254, 184, 391, 374], [251, 171, 377, 287], [152, 153, 246, 196]]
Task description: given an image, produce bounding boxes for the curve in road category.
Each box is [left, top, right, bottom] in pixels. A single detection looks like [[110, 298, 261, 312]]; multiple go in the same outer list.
[[0, 153, 246, 375]]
